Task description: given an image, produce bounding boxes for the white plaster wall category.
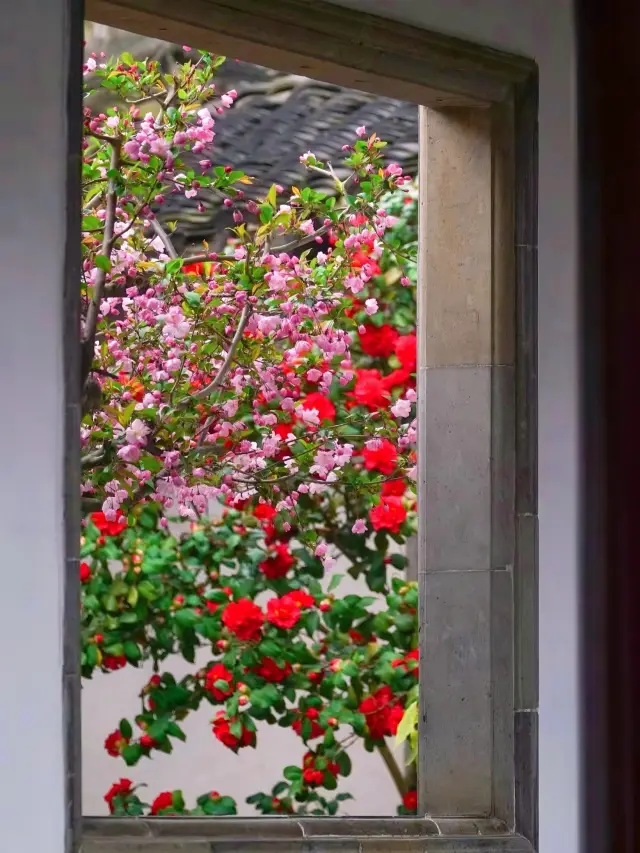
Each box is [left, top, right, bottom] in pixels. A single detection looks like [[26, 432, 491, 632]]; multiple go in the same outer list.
[[1, 3, 70, 853], [324, 3, 578, 851]]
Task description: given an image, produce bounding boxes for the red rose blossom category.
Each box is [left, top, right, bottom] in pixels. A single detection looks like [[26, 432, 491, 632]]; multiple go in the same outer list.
[[370, 496, 407, 534], [104, 729, 128, 757], [212, 712, 255, 751], [150, 791, 174, 815], [297, 392, 336, 424], [403, 790, 418, 812], [259, 544, 295, 579], [205, 663, 234, 700], [104, 778, 133, 813], [362, 439, 398, 475], [90, 511, 127, 537], [80, 561, 92, 583], [381, 478, 406, 497], [281, 589, 315, 610], [353, 369, 390, 410], [394, 334, 417, 372], [266, 596, 303, 629], [222, 599, 264, 641], [255, 656, 292, 682], [358, 323, 399, 358]]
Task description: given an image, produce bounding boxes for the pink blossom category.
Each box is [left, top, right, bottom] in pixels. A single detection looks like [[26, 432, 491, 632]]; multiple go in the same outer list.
[[356, 126, 367, 137], [125, 419, 149, 445], [391, 399, 412, 419], [364, 299, 379, 316], [352, 519, 367, 535]]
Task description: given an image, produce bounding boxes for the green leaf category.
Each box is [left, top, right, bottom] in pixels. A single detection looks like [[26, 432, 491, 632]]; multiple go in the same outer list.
[[121, 743, 142, 766], [165, 258, 184, 276], [127, 586, 139, 607], [119, 718, 133, 739], [138, 455, 164, 474], [336, 750, 352, 777], [283, 765, 302, 782], [184, 291, 201, 308], [95, 254, 111, 272], [121, 51, 135, 65], [174, 608, 200, 628], [327, 573, 344, 593], [82, 215, 102, 231], [172, 790, 185, 811], [323, 772, 338, 790], [260, 203, 274, 224], [123, 641, 141, 662], [395, 701, 419, 747]]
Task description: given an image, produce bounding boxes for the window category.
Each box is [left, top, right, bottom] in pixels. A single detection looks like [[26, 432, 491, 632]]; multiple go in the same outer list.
[[75, 1, 539, 849]]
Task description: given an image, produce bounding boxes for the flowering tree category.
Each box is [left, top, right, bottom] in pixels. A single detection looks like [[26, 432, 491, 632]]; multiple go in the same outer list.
[[80, 46, 418, 817]]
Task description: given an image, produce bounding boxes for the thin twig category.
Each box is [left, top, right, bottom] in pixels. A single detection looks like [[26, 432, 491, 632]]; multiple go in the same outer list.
[[82, 138, 121, 357], [193, 303, 251, 400], [150, 217, 178, 260]]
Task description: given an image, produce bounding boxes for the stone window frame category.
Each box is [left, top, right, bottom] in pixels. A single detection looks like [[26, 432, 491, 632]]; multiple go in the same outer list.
[[70, 1, 539, 850]]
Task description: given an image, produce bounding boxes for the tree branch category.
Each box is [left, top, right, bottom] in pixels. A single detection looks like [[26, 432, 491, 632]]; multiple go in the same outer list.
[[81, 138, 121, 384], [377, 741, 409, 799], [150, 217, 178, 260], [193, 303, 251, 400]]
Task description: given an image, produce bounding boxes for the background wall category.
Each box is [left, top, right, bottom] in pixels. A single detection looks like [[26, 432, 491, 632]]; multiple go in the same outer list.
[[323, 3, 578, 851]]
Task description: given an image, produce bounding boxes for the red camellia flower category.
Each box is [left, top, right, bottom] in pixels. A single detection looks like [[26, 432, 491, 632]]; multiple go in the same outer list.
[[358, 323, 399, 358], [259, 544, 295, 579], [359, 686, 404, 740], [80, 561, 92, 583], [90, 511, 127, 537], [150, 791, 174, 815], [104, 729, 129, 757], [103, 654, 127, 671], [303, 767, 325, 786], [381, 478, 406, 497], [281, 589, 315, 610], [292, 707, 325, 740], [104, 778, 133, 813], [205, 663, 234, 700], [394, 334, 417, 372], [222, 599, 264, 641], [370, 496, 408, 534], [255, 656, 292, 682], [403, 790, 418, 812], [212, 711, 255, 751], [253, 502, 277, 524], [297, 392, 336, 424], [362, 438, 398, 475], [353, 369, 390, 410], [266, 595, 303, 630]]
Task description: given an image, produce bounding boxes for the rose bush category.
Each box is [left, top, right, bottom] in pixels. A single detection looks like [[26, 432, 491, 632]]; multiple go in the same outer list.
[[80, 45, 418, 816]]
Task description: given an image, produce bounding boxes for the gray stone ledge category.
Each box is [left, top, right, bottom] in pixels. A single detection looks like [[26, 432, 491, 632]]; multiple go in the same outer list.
[[82, 818, 535, 852]]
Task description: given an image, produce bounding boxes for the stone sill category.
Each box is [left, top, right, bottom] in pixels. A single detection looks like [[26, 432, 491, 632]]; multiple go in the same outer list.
[[83, 817, 535, 852]]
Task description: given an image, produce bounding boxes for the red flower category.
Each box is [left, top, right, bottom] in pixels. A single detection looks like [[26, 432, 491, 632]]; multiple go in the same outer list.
[[90, 512, 127, 537], [118, 372, 145, 402], [255, 656, 292, 682], [403, 790, 418, 812], [103, 655, 127, 671], [358, 323, 399, 358], [382, 368, 413, 391], [370, 496, 407, 534], [292, 707, 325, 740], [394, 334, 417, 372], [104, 730, 129, 757], [222, 599, 264, 641], [260, 544, 295, 579], [104, 778, 133, 813], [266, 595, 303, 630], [362, 439, 398, 475], [297, 392, 336, 424], [282, 589, 315, 610], [359, 686, 403, 740], [349, 628, 375, 645], [150, 791, 174, 815], [139, 734, 157, 749], [80, 561, 92, 583], [253, 503, 277, 524], [381, 478, 406, 497], [303, 768, 325, 786], [212, 712, 255, 751], [353, 369, 390, 410], [205, 663, 234, 700]]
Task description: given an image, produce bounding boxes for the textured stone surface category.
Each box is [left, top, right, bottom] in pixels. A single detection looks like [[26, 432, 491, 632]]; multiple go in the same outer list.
[[418, 570, 492, 814]]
